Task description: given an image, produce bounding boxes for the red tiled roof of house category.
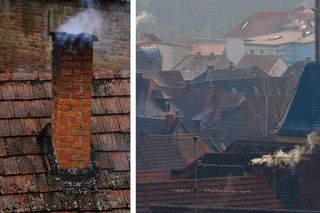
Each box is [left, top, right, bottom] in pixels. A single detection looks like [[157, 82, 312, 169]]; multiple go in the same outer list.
[[225, 7, 314, 39], [225, 11, 287, 38], [237, 54, 286, 75], [0, 73, 130, 212], [171, 54, 231, 80], [137, 175, 283, 213], [137, 170, 171, 183], [137, 134, 212, 171]]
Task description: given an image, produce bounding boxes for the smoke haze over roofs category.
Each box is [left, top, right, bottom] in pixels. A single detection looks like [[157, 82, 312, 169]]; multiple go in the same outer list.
[[250, 132, 319, 168], [58, 0, 103, 35], [136, 11, 155, 26]]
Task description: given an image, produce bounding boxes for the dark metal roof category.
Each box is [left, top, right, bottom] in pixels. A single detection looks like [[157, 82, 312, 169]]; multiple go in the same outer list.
[[277, 62, 320, 136], [137, 46, 162, 71]]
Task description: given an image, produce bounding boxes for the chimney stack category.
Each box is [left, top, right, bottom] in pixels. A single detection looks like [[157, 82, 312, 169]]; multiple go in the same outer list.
[[50, 32, 98, 171]]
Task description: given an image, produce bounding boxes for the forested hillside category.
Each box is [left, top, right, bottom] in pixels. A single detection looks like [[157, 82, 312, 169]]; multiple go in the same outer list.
[[137, 0, 313, 43]]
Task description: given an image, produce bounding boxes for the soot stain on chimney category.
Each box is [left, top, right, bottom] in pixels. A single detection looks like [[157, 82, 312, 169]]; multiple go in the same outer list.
[[37, 124, 100, 195]]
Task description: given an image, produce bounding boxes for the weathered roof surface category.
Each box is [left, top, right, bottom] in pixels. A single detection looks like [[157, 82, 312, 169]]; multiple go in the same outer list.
[[237, 54, 286, 76], [283, 60, 308, 78], [192, 67, 268, 83], [225, 7, 313, 39], [170, 153, 260, 180], [163, 87, 245, 130], [157, 71, 185, 87], [193, 44, 226, 56], [226, 139, 320, 154], [137, 134, 212, 171], [225, 11, 287, 38], [136, 77, 180, 118], [137, 175, 283, 213], [140, 71, 184, 87], [149, 205, 319, 213], [137, 170, 171, 184], [171, 55, 231, 80], [0, 72, 130, 212], [245, 31, 314, 46], [276, 62, 320, 136]]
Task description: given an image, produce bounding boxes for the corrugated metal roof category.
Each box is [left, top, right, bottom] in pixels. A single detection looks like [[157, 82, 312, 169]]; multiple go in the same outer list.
[[137, 46, 162, 71]]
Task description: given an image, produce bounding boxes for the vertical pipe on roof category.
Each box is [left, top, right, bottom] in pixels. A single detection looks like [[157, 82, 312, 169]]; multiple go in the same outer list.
[[315, 0, 320, 62]]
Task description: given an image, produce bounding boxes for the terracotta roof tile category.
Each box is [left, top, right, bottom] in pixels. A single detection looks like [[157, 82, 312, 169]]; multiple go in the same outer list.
[[0, 120, 10, 136], [95, 152, 114, 169], [3, 157, 20, 175], [0, 76, 130, 212], [137, 175, 282, 213], [0, 194, 31, 212], [15, 83, 34, 99], [0, 139, 6, 157], [111, 152, 129, 171], [11, 101, 28, 118], [11, 73, 38, 81], [1, 83, 16, 100]]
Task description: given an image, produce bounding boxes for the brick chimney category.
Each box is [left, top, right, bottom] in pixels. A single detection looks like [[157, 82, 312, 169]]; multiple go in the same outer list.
[[50, 32, 98, 171]]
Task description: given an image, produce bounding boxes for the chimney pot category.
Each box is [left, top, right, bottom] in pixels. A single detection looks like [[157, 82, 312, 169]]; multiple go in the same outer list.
[[50, 32, 98, 172]]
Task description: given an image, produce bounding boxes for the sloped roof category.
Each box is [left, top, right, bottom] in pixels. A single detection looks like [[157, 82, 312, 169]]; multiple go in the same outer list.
[[136, 77, 180, 118], [137, 134, 212, 171], [226, 139, 320, 154], [225, 7, 314, 39], [283, 60, 308, 78], [137, 175, 283, 213], [192, 67, 268, 83], [158, 71, 184, 87], [163, 87, 245, 130], [276, 63, 320, 136], [225, 11, 287, 38], [245, 30, 314, 46], [237, 54, 286, 76], [137, 170, 171, 184], [137, 33, 162, 43], [170, 153, 261, 180], [0, 72, 130, 212], [171, 55, 231, 80], [140, 71, 185, 87], [149, 205, 317, 213]]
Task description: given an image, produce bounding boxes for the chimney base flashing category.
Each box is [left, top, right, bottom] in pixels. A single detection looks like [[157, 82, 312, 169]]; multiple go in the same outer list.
[[38, 124, 100, 195]]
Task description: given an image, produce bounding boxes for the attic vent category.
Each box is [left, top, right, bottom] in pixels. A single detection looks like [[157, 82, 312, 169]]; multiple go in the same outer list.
[[241, 21, 249, 29]]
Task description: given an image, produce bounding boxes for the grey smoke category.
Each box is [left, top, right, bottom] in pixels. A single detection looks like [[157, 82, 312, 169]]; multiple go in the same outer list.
[[136, 11, 155, 26], [58, 0, 103, 35], [250, 132, 318, 168]]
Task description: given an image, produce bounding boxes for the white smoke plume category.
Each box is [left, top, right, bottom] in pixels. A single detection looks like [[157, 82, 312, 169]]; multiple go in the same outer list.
[[58, 0, 103, 35], [250, 132, 319, 168], [136, 11, 155, 25]]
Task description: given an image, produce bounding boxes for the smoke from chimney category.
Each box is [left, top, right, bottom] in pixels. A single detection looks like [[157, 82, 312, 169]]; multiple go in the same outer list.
[[58, 0, 103, 35], [250, 132, 319, 168]]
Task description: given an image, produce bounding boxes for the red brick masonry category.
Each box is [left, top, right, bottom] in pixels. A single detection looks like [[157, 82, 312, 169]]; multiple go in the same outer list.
[[51, 33, 98, 170]]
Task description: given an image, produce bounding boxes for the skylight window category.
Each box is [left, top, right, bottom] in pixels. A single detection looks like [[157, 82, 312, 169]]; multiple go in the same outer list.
[[273, 35, 282, 40], [241, 21, 249, 30]]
